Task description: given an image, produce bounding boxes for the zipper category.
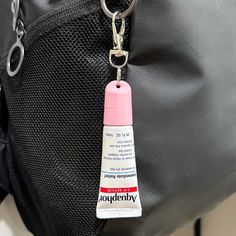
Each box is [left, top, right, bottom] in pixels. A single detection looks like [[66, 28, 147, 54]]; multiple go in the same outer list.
[[4, 0, 100, 74], [25, 0, 99, 46]]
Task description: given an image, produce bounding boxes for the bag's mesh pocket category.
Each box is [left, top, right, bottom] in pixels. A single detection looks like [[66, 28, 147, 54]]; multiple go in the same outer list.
[[1, 2, 130, 235]]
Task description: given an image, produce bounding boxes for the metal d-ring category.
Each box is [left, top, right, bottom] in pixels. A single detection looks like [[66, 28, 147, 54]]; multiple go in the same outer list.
[[7, 40, 24, 77], [100, 0, 138, 19]]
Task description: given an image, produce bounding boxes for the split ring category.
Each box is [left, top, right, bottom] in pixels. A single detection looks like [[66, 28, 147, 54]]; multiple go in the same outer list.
[[100, 0, 138, 19]]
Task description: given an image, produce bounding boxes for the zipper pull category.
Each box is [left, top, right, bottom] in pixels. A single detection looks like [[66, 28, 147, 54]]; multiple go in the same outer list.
[[11, 0, 20, 31], [7, 0, 25, 77]]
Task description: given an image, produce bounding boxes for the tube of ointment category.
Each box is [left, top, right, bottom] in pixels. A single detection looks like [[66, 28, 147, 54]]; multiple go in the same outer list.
[[96, 80, 142, 219]]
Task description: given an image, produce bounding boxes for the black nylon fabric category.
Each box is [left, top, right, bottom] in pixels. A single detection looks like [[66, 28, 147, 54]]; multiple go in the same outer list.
[[0, 1, 131, 235], [0, 75, 9, 203], [1, 0, 236, 236], [102, 1, 236, 235]]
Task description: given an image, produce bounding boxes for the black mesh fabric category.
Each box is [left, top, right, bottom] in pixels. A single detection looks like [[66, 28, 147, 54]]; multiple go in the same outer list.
[[0, 1, 130, 236]]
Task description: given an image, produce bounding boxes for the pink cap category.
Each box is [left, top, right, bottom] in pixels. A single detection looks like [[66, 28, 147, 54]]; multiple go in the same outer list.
[[103, 80, 133, 126]]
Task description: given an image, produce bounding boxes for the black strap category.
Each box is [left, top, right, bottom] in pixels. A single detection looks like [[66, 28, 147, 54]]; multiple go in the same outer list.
[[0, 188, 7, 203], [194, 218, 201, 236]]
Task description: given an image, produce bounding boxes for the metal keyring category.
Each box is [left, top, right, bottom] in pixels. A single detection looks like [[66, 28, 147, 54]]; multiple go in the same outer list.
[[7, 41, 24, 77], [100, 0, 138, 19]]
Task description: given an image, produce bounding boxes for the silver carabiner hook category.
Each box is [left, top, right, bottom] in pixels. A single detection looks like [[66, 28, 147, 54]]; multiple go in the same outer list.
[[109, 11, 129, 70], [112, 11, 125, 51]]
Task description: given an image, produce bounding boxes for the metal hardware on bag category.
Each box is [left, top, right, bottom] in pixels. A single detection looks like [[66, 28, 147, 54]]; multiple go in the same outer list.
[[7, 0, 25, 77], [100, 0, 138, 19], [109, 12, 129, 74], [7, 20, 25, 77], [102, 1, 138, 83], [112, 12, 125, 51], [11, 0, 20, 31], [109, 49, 129, 69]]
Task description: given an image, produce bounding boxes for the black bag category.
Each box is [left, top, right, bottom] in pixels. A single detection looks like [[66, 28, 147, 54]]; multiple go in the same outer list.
[[0, 0, 236, 235]]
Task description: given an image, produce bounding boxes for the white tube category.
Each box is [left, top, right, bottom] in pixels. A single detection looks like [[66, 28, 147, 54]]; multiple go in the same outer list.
[[96, 125, 142, 219]]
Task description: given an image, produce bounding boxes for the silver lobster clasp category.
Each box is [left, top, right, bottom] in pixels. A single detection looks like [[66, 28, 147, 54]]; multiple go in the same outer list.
[[109, 11, 129, 69]]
